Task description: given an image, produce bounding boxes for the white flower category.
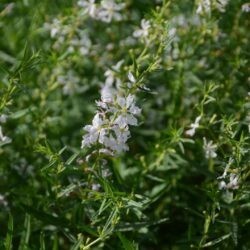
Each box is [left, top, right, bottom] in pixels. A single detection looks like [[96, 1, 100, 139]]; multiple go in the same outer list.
[[103, 130, 129, 153], [133, 19, 151, 38], [69, 34, 92, 56], [219, 173, 239, 190], [57, 70, 80, 95], [0, 114, 7, 123], [98, 0, 125, 23], [81, 113, 105, 147], [114, 94, 141, 128], [242, 3, 250, 12], [196, 0, 211, 15], [91, 183, 101, 191], [0, 115, 11, 144], [185, 115, 201, 136], [48, 18, 61, 38], [0, 194, 8, 208], [216, 0, 228, 12], [104, 69, 121, 87], [203, 137, 217, 159], [104, 60, 123, 88], [78, 0, 97, 18], [227, 174, 239, 190], [101, 61, 124, 102], [0, 126, 11, 144], [100, 83, 115, 103], [81, 70, 141, 155]]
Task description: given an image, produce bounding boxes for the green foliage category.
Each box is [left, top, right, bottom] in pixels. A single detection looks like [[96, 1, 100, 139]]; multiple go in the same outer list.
[[0, 0, 249, 249]]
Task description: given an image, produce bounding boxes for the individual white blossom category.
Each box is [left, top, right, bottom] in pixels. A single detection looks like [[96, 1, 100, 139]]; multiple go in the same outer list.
[[185, 115, 201, 136], [242, 3, 250, 13], [113, 94, 141, 128], [0, 115, 11, 144], [45, 18, 61, 38], [98, 0, 125, 23], [196, 0, 211, 15], [128, 72, 136, 84], [104, 60, 124, 87], [215, 0, 229, 12], [203, 137, 217, 159], [0, 114, 7, 123], [0, 194, 8, 208], [99, 60, 124, 103], [78, 0, 97, 18], [82, 113, 106, 147], [91, 183, 101, 191], [0, 127, 8, 143], [133, 19, 151, 39]]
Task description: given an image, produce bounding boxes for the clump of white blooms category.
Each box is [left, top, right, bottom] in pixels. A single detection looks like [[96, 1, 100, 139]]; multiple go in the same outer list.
[[81, 69, 141, 155], [185, 115, 201, 137], [203, 137, 217, 159], [133, 19, 151, 40], [196, 0, 229, 14], [11, 158, 34, 177], [219, 173, 239, 190], [55, 68, 81, 95], [78, 0, 125, 23], [44, 19, 92, 54], [0, 115, 11, 144], [218, 158, 239, 191], [242, 3, 250, 13]]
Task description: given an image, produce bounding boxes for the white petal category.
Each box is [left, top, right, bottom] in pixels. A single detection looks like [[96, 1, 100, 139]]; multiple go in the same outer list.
[[128, 72, 136, 83], [116, 96, 126, 108]]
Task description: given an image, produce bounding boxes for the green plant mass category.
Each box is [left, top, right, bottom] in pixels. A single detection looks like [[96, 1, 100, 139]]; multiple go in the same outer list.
[[0, 0, 249, 249]]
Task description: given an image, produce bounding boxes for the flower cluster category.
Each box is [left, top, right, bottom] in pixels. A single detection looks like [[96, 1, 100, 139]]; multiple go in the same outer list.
[[53, 67, 81, 95], [81, 70, 141, 155], [218, 158, 239, 191], [78, 0, 126, 23], [44, 19, 92, 54], [196, 0, 229, 15], [219, 173, 239, 190]]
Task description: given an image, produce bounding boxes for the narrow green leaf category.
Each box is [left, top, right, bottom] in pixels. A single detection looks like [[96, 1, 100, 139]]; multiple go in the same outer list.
[[4, 214, 13, 250], [66, 152, 80, 165], [117, 233, 137, 250], [201, 233, 231, 248], [40, 232, 45, 250], [18, 214, 31, 250], [70, 235, 83, 250]]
